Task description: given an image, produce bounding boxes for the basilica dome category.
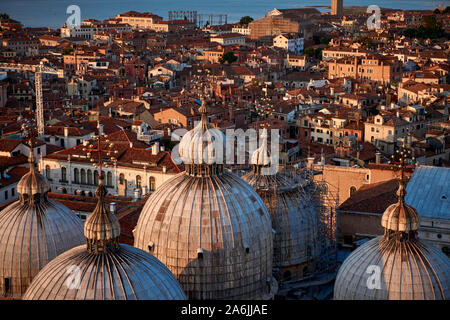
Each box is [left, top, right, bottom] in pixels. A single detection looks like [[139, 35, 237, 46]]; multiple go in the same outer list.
[[134, 100, 277, 300], [242, 129, 320, 280], [0, 154, 85, 299], [23, 176, 186, 300], [334, 176, 450, 300]]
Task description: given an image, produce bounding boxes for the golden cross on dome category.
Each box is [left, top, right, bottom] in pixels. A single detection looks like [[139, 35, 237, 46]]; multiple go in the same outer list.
[[82, 121, 118, 185]]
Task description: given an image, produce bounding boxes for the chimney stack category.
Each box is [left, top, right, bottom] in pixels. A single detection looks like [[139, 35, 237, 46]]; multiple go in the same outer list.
[[375, 151, 381, 164], [152, 142, 160, 155]]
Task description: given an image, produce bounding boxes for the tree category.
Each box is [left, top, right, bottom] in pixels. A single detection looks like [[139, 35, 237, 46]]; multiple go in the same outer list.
[[220, 51, 237, 64], [444, 6, 450, 14], [239, 16, 254, 25], [0, 13, 10, 20], [61, 48, 74, 55], [433, 8, 441, 14]]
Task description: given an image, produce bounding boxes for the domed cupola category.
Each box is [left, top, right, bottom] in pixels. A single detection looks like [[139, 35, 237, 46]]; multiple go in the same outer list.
[[334, 146, 450, 300], [23, 173, 186, 300], [134, 99, 277, 300], [178, 99, 226, 176], [0, 151, 85, 299], [242, 129, 320, 281], [381, 182, 419, 232]]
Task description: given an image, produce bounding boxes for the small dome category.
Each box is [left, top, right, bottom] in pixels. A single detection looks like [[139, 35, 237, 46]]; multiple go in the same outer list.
[[381, 183, 419, 232], [24, 175, 185, 300], [23, 243, 186, 300], [16, 168, 50, 196], [0, 159, 84, 299], [178, 100, 225, 166], [334, 176, 450, 300], [84, 184, 121, 251]]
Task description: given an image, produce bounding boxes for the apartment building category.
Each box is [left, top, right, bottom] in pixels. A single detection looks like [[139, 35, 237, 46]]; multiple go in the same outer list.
[[328, 55, 402, 84], [273, 33, 304, 55]]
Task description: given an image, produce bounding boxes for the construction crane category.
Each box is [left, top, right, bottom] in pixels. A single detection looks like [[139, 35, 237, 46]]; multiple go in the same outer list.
[[0, 62, 64, 137]]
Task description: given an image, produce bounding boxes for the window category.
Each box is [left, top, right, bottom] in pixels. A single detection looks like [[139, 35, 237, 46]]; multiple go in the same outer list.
[[94, 171, 99, 185], [11, 188, 14, 197], [74, 168, 80, 183], [81, 169, 86, 184], [149, 177, 156, 191], [119, 173, 125, 184], [87, 170, 93, 185], [61, 167, 67, 182], [136, 175, 142, 189], [350, 186, 357, 196], [107, 172, 113, 187], [4, 190, 8, 200]]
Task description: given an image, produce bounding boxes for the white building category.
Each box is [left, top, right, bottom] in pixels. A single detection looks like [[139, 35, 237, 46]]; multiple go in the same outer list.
[[40, 135, 180, 199], [231, 25, 250, 35], [273, 33, 304, 55], [210, 33, 246, 46], [60, 23, 132, 39]]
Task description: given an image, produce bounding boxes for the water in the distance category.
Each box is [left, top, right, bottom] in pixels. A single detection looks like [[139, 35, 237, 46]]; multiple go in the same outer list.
[[0, 0, 445, 29]]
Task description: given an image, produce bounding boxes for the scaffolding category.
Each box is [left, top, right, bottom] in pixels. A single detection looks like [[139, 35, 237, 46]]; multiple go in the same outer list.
[[168, 10, 227, 27]]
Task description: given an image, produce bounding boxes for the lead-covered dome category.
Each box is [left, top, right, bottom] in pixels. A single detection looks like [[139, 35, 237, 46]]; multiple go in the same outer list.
[[0, 154, 85, 299], [134, 100, 277, 300], [24, 175, 186, 300], [334, 173, 450, 300], [242, 129, 320, 280]]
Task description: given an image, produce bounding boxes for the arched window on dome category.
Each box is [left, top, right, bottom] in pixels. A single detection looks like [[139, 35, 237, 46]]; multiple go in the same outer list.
[[136, 175, 142, 189], [87, 170, 93, 185], [45, 165, 51, 180], [74, 168, 80, 183], [149, 176, 155, 191], [94, 171, 99, 186], [81, 169, 86, 184], [107, 172, 113, 187], [349, 186, 357, 197], [61, 167, 67, 182]]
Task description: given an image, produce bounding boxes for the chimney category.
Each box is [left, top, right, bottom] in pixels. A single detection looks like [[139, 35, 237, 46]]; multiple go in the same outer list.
[[162, 166, 167, 173], [110, 202, 117, 215], [375, 151, 381, 164], [152, 142, 160, 155]]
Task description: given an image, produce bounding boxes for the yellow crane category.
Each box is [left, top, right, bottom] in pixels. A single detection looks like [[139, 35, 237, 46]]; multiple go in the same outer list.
[[0, 61, 64, 137]]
